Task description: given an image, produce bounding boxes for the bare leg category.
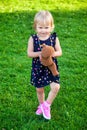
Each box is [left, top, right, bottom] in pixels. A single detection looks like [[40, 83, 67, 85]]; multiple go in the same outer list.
[[36, 87, 45, 104], [46, 82, 60, 104]]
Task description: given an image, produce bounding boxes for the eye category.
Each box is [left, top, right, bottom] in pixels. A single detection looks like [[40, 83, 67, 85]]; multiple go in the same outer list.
[[39, 27, 42, 29], [45, 27, 49, 29]]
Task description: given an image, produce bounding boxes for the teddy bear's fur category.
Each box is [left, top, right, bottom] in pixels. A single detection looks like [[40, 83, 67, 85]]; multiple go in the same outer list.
[[41, 44, 59, 76]]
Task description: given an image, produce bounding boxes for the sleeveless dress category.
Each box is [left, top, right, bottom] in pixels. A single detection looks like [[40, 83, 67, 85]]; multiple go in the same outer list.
[[30, 32, 60, 88]]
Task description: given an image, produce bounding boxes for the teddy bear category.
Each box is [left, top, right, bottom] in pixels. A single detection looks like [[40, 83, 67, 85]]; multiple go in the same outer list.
[[40, 44, 59, 76]]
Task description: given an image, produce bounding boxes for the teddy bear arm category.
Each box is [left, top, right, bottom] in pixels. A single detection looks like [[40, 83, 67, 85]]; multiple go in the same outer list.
[[41, 58, 48, 66], [41, 57, 53, 66]]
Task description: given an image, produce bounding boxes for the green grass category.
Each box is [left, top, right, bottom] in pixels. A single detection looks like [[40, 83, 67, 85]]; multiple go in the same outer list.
[[0, 0, 87, 130]]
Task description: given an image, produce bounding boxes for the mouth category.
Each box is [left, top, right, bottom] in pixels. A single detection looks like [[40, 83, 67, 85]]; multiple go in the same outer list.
[[41, 33, 46, 35], [41, 33, 45, 34]]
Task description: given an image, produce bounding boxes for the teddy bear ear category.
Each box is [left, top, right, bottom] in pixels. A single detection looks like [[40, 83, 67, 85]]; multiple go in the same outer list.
[[43, 43, 46, 47], [40, 43, 46, 48]]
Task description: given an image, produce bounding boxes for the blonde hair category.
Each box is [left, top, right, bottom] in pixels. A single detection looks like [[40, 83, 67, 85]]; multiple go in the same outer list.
[[33, 10, 54, 31]]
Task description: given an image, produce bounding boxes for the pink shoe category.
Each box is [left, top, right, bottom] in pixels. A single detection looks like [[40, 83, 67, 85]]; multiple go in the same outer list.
[[41, 101, 51, 120], [36, 105, 42, 115]]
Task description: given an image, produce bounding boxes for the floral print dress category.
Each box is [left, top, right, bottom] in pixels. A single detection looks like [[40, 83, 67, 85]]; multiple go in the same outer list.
[[30, 32, 60, 88]]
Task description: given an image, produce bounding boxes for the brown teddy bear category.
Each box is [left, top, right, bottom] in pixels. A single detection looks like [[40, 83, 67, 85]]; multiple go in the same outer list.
[[40, 44, 59, 76]]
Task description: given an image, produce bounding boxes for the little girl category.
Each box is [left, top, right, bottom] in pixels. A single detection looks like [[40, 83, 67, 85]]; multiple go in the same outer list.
[[27, 10, 62, 120]]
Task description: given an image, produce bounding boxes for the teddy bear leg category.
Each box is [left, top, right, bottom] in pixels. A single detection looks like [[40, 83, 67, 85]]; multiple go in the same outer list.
[[48, 63, 59, 76]]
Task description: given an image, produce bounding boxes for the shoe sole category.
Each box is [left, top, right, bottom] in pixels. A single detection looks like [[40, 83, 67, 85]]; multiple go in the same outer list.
[[36, 112, 42, 115], [41, 105, 51, 120]]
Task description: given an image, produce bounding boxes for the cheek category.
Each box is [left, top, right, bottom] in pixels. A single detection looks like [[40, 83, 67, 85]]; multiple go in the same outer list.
[[47, 29, 51, 32], [49, 29, 52, 32], [36, 29, 40, 32]]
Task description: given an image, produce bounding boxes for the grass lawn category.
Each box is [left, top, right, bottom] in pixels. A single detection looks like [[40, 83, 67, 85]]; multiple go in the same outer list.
[[0, 0, 87, 130]]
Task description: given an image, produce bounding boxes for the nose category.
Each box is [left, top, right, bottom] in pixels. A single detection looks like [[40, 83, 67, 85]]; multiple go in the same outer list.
[[42, 29, 45, 33], [41, 28, 45, 32]]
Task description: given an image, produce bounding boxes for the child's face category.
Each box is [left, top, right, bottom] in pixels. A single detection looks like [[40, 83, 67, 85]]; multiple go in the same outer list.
[[36, 23, 52, 37]]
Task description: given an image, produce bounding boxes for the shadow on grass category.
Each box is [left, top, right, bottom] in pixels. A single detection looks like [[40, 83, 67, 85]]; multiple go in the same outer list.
[[0, 8, 87, 130]]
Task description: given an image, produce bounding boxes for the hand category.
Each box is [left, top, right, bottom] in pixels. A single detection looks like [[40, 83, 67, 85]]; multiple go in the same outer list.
[[52, 52, 55, 57], [39, 53, 42, 61]]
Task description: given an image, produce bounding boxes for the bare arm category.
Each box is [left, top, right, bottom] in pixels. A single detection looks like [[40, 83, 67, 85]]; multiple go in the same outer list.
[[52, 37, 62, 57], [27, 36, 41, 58]]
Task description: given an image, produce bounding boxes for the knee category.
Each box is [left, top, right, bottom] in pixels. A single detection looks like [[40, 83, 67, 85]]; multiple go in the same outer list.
[[36, 88, 44, 94], [51, 83, 60, 94], [55, 85, 60, 92]]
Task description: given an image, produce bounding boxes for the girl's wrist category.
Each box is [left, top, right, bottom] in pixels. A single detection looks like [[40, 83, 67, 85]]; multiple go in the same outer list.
[[38, 51, 41, 56], [38, 52, 42, 60], [52, 52, 56, 57]]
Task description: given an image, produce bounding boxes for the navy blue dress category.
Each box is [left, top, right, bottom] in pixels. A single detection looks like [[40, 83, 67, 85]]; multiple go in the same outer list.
[[30, 32, 60, 88]]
